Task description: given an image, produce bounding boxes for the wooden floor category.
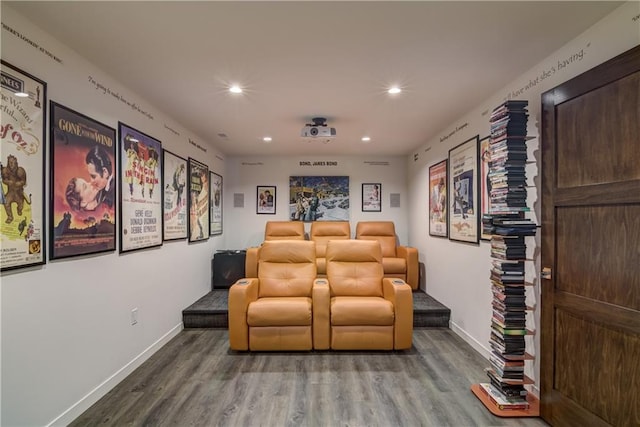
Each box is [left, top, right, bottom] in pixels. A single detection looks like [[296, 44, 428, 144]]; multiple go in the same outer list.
[[70, 328, 548, 427]]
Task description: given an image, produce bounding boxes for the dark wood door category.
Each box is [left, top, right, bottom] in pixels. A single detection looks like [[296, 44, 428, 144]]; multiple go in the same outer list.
[[540, 45, 640, 426]]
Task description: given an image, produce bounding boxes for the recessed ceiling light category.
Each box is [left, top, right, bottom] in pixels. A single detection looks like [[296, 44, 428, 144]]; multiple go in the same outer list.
[[229, 85, 243, 94], [388, 87, 401, 95], [263, 137, 272, 142], [361, 136, 371, 142], [14, 92, 29, 97]]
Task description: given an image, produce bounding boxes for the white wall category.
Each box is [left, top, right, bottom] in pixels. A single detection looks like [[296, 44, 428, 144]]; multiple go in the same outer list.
[[224, 155, 409, 249], [407, 1, 639, 394], [1, 6, 227, 426]]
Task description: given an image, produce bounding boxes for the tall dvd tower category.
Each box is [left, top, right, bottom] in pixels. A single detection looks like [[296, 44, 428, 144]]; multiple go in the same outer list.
[[471, 100, 540, 417]]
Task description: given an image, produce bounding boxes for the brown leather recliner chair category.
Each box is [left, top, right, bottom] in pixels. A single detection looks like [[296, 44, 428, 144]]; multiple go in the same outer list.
[[313, 239, 413, 351], [245, 221, 306, 278], [355, 221, 419, 290], [228, 240, 322, 351], [309, 221, 350, 276]]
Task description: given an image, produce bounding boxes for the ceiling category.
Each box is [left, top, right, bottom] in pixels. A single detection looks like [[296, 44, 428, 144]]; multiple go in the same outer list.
[[7, 1, 621, 157]]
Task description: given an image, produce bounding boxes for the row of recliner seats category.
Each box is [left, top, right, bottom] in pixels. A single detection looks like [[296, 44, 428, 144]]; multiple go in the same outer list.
[[229, 239, 413, 352], [245, 221, 419, 290]]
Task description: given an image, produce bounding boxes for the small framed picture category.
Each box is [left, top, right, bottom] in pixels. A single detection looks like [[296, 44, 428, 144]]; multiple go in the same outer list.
[[187, 157, 209, 242], [362, 183, 382, 212], [257, 186, 276, 214], [429, 159, 448, 238]]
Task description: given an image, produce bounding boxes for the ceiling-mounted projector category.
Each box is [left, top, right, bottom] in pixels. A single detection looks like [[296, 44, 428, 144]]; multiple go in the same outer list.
[[301, 117, 336, 138]]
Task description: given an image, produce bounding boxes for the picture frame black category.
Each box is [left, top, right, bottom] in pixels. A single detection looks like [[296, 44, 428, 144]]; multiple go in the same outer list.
[[1, 60, 47, 271], [479, 135, 492, 240], [448, 135, 480, 244], [257, 185, 276, 214], [49, 101, 117, 260], [162, 150, 188, 241], [187, 157, 209, 242], [209, 171, 222, 235], [117, 122, 163, 253], [428, 159, 448, 238], [362, 183, 381, 212]]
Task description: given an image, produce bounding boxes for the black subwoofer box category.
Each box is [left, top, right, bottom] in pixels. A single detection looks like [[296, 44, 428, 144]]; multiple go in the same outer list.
[[211, 250, 246, 290]]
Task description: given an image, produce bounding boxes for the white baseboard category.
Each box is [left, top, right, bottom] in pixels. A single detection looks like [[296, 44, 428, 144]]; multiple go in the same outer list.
[[449, 320, 491, 361], [47, 323, 183, 427]]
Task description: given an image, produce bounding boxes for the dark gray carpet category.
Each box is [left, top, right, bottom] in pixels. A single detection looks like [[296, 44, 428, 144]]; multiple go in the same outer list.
[[183, 289, 450, 328]]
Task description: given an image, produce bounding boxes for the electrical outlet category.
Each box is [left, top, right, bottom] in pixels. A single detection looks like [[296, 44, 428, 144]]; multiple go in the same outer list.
[[131, 308, 138, 325]]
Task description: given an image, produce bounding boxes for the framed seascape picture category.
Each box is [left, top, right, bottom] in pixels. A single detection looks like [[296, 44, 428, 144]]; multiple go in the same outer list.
[[479, 135, 492, 240], [187, 158, 209, 242], [162, 150, 187, 241], [1, 61, 47, 271], [49, 102, 116, 259], [362, 183, 381, 212], [118, 122, 163, 252], [289, 176, 349, 222], [257, 185, 276, 214], [428, 159, 448, 238], [448, 135, 480, 244], [210, 171, 222, 235]]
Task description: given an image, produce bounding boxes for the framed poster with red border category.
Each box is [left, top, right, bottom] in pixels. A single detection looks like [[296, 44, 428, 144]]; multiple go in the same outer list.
[[428, 159, 448, 238], [49, 102, 117, 259]]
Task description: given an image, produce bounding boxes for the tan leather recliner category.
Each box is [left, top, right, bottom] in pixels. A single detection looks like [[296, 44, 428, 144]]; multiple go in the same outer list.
[[355, 221, 419, 290], [309, 221, 350, 276], [319, 239, 413, 350], [228, 240, 321, 351], [245, 221, 306, 277]]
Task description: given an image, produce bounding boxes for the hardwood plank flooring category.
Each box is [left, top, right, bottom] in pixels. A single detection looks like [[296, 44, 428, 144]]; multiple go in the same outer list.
[[70, 328, 548, 427]]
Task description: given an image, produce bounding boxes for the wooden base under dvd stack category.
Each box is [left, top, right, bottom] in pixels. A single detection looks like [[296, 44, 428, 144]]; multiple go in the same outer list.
[[471, 383, 539, 417]]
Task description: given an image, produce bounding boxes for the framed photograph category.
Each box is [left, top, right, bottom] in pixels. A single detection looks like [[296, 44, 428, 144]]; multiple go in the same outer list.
[[289, 176, 349, 222], [1, 61, 47, 271], [448, 135, 480, 244], [257, 185, 276, 214], [362, 183, 381, 212], [49, 102, 116, 259], [162, 150, 187, 241], [187, 158, 209, 242], [118, 122, 163, 252], [479, 135, 492, 240], [428, 159, 448, 238], [210, 171, 222, 235]]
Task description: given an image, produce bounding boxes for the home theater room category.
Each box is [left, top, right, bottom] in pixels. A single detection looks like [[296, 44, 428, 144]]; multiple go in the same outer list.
[[1, 2, 638, 426]]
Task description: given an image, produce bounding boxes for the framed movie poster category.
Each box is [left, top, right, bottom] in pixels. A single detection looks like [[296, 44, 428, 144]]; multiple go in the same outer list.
[[257, 185, 276, 214], [187, 158, 209, 242], [118, 122, 163, 252], [448, 135, 480, 244], [1, 61, 47, 271], [362, 183, 381, 212], [49, 102, 116, 259], [479, 135, 492, 240], [209, 171, 222, 235], [428, 159, 448, 238], [289, 176, 349, 221], [162, 150, 187, 241]]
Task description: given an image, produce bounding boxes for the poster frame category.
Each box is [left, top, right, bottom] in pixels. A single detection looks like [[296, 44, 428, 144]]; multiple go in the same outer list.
[[448, 135, 480, 244], [0, 60, 47, 271]]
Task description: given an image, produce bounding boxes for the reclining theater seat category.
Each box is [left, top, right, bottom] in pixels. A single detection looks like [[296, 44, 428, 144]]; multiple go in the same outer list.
[[309, 221, 351, 276], [228, 240, 319, 351], [245, 221, 306, 278], [355, 221, 419, 290], [319, 239, 413, 350]]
